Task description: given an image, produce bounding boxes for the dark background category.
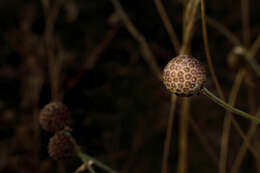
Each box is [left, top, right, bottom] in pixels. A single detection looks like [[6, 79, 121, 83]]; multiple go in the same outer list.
[[0, 0, 260, 172]]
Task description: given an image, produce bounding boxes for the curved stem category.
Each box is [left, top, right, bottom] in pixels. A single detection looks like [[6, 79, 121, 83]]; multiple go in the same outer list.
[[110, 0, 162, 80], [65, 130, 117, 173], [201, 87, 260, 124], [201, 0, 225, 100]]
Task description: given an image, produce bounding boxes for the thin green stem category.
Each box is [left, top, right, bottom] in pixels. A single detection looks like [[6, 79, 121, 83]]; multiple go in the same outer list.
[[64, 130, 117, 173], [87, 164, 96, 173], [201, 87, 260, 124], [76, 149, 117, 173]]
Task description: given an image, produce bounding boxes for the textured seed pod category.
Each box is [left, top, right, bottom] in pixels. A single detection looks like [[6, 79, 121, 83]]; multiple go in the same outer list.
[[163, 55, 206, 96], [39, 102, 71, 132], [48, 132, 75, 160]]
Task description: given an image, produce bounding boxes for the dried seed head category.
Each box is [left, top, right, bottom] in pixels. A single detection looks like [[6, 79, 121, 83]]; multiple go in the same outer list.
[[163, 55, 206, 96], [39, 102, 71, 132], [48, 132, 75, 160]]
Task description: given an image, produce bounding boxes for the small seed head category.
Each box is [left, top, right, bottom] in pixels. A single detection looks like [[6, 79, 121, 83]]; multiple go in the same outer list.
[[48, 132, 75, 160], [39, 102, 71, 132], [163, 55, 206, 96]]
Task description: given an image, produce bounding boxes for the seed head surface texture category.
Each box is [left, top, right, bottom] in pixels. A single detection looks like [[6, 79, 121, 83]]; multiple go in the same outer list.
[[48, 132, 75, 160], [163, 55, 206, 96], [39, 102, 71, 132]]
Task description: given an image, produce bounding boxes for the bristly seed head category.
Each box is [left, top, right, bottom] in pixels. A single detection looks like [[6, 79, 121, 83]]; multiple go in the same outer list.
[[39, 102, 71, 132], [48, 131, 75, 160], [163, 55, 206, 96]]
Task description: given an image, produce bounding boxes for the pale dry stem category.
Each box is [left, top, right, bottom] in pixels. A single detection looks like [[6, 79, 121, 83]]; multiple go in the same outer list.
[[189, 118, 219, 166], [219, 70, 246, 173], [41, 0, 64, 101], [110, 1, 218, 173], [161, 94, 177, 173], [177, 1, 201, 173], [182, 0, 200, 53], [231, 109, 260, 173], [154, 0, 180, 52], [200, 2, 257, 173], [177, 98, 190, 173], [110, 0, 162, 80], [206, 17, 260, 77], [200, 0, 225, 100]]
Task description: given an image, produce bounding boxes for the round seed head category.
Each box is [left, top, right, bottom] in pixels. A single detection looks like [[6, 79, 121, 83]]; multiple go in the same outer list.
[[39, 102, 71, 132], [163, 55, 206, 96], [48, 132, 75, 160]]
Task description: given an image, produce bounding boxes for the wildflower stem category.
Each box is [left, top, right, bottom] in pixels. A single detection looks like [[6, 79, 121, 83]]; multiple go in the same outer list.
[[76, 149, 117, 173], [201, 87, 260, 124]]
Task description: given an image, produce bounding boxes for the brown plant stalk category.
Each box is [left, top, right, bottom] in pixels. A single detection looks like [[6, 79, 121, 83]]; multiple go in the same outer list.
[[110, 1, 218, 172], [154, 0, 180, 53]]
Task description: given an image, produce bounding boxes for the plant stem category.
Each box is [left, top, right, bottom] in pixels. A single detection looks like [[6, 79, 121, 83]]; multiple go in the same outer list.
[[66, 130, 117, 173], [201, 0, 225, 100], [201, 87, 260, 124], [87, 165, 96, 173], [161, 94, 177, 173], [206, 17, 260, 77], [76, 149, 117, 173]]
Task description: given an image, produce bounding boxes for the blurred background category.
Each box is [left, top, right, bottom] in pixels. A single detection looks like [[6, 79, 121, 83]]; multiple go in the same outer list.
[[0, 0, 260, 172]]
